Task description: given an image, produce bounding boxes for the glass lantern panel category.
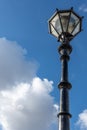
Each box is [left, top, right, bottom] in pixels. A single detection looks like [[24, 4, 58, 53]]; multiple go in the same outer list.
[[50, 13, 62, 34], [50, 24, 59, 38], [68, 12, 79, 34], [60, 12, 70, 32], [72, 23, 80, 36]]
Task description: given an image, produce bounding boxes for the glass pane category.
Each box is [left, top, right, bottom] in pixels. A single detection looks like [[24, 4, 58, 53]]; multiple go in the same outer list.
[[71, 13, 79, 24], [50, 24, 59, 38], [51, 13, 62, 34], [60, 12, 70, 32], [72, 23, 80, 36], [68, 13, 79, 34]]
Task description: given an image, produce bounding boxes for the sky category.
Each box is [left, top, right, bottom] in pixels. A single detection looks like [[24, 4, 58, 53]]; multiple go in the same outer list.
[[0, 0, 87, 130]]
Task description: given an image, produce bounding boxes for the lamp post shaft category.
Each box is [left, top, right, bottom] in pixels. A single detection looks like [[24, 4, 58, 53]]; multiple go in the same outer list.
[[58, 41, 72, 130], [61, 57, 68, 81]]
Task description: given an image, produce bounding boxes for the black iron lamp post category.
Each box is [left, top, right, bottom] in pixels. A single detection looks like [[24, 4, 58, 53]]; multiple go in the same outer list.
[[48, 7, 83, 130]]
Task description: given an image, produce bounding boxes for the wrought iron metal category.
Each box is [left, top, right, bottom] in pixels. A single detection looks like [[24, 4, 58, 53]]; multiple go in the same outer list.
[[58, 40, 72, 130]]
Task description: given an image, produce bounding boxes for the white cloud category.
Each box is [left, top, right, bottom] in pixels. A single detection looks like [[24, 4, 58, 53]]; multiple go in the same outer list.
[[0, 77, 58, 130], [0, 37, 38, 89], [76, 109, 87, 130], [79, 4, 87, 12], [0, 38, 58, 130]]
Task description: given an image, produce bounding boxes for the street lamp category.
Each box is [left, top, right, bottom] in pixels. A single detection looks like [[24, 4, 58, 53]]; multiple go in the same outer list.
[[48, 7, 83, 130]]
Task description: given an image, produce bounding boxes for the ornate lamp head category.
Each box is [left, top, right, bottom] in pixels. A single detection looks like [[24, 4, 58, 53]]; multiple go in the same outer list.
[[48, 8, 83, 43]]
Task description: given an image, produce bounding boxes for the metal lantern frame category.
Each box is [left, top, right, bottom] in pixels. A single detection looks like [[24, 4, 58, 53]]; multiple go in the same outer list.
[[48, 8, 83, 42]]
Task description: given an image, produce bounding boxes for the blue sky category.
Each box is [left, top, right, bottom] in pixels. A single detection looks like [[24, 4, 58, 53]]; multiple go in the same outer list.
[[0, 0, 87, 130]]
